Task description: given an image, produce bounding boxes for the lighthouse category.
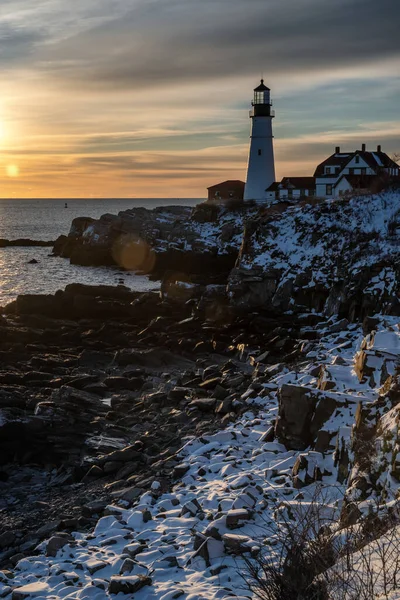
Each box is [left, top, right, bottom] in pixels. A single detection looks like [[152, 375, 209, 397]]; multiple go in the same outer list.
[[244, 80, 276, 202]]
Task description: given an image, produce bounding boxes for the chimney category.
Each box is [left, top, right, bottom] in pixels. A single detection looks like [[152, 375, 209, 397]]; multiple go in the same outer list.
[[361, 143, 366, 152], [335, 146, 340, 153], [377, 144, 382, 152]]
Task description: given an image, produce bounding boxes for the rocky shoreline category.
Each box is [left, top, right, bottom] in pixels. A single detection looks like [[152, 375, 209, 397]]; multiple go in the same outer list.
[[0, 239, 54, 248], [0, 192, 399, 598], [0, 280, 305, 568]]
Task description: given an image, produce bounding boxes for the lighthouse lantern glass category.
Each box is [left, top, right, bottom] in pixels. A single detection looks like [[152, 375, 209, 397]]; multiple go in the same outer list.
[[254, 90, 270, 105]]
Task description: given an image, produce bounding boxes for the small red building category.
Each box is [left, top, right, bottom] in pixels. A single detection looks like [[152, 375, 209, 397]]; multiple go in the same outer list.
[[207, 180, 245, 204]]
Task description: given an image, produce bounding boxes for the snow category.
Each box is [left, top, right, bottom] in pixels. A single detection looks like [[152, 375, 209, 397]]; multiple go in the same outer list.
[[239, 193, 400, 302], [3, 314, 399, 598]]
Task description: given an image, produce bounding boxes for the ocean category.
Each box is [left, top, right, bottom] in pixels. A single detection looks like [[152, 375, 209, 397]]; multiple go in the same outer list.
[[0, 198, 202, 304]]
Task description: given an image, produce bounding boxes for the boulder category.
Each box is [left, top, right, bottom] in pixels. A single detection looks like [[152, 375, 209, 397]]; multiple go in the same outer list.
[[12, 583, 50, 600], [46, 535, 72, 557], [275, 385, 342, 450], [108, 575, 152, 595]]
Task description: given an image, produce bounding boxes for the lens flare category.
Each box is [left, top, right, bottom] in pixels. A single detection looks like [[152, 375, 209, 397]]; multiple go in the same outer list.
[[112, 234, 156, 272]]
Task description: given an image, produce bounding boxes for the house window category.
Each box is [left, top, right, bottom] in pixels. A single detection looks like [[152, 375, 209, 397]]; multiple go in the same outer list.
[[355, 155, 360, 164], [300, 189, 306, 196], [326, 184, 333, 195], [360, 168, 366, 175], [258, 149, 262, 156], [288, 189, 293, 199], [275, 190, 280, 200], [326, 167, 331, 174], [349, 168, 354, 175]]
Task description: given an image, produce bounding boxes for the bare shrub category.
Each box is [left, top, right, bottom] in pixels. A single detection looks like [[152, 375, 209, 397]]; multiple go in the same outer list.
[[240, 486, 337, 599], [241, 489, 400, 600]]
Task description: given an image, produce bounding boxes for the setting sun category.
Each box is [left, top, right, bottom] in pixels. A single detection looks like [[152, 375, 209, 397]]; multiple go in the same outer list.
[[6, 164, 19, 178]]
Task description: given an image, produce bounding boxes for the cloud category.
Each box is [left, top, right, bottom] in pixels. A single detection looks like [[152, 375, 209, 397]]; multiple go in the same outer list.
[[0, 0, 399, 197], [28, 0, 400, 90], [0, 22, 43, 62]]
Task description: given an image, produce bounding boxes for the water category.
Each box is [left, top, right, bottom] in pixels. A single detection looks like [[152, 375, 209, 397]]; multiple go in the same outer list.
[[0, 198, 202, 241], [0, 198, 202, 304]]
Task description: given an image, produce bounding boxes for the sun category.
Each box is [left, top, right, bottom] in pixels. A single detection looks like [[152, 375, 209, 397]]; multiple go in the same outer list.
[[6, 164, 19, 178]]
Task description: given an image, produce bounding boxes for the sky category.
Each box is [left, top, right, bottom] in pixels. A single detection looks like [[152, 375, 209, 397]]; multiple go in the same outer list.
[[0, 0, 399, 198]]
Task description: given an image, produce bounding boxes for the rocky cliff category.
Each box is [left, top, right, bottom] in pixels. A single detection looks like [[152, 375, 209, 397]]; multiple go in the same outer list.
[[1, 192, 400, 598], [53, 203, 254, 280], [229, 191, 400, 318]]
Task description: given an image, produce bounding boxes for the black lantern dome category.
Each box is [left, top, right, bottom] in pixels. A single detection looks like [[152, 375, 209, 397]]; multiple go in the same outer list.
[[251, 79, 274, 117]]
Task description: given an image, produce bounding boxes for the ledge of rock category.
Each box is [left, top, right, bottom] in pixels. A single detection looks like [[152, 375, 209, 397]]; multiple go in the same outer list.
[[52, 204, 255, 278]]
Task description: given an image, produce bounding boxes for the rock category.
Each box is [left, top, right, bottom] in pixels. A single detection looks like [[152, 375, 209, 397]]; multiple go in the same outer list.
[[99, 444, 142, 464], [173, 463, 190, 478], [228, 263, 278, 311], [46, 535, 72, 557], [103, 376, 144, 391], [158, 555, 179, 568], [82, 465, 104, 481], [35, 521, 62, 540], [251, 350, 270, 365], [82, 500, 108, 517], [27, 259, 39, 264], [115, 348, 193, 371], [123, 543, 147, 558], [78, 350, 114, 368], [222, 533, 253, 554], [112, 486, 142, 503], [275, 384, 342, 450], [181, 499, 202, 517], [119, 558, 136, 574], [216, 398, 232, 414], [328, 318, 349, 333], [191, 534, 224, 568], [189, 398, 216, 412], [103, 460, 123, 474], [226, 509, 250, 528], [12, 582, 50, 599], [68, 375, 99, 390], [0, 532, 15, 549], [340, 502, 362, 527], [199, 377, 223, 390], [108, 575, 152, 595], [0, 239, 54, 248], [259, 427, 275, 443], [86, 559, 108, 575]]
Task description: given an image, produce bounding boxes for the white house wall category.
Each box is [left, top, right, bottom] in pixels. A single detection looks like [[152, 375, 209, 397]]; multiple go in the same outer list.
[[343, 156, 370, 170], [334, 178, 353, 195], [316, 177, 337, 198]]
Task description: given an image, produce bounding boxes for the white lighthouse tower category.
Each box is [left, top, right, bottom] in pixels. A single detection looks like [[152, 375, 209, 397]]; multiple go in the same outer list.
[[244, 80, 276, 202]]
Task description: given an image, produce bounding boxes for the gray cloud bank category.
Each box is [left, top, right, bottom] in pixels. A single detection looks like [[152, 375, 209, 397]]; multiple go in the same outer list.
[[2, 0, 400, 89]]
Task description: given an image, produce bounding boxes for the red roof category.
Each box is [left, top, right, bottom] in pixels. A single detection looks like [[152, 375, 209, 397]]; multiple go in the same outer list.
[[207, 180, 245, 190]]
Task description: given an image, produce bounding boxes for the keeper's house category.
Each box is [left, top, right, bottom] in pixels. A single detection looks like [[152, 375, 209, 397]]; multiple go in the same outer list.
[[207, 180, 245, 204], [266, 177, 315, 202], [314, 144, 399, 199]]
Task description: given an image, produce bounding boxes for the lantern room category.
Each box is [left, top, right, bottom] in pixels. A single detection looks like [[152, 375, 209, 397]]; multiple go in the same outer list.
[[250, 79, 274, 118], [253, 79, 271, 105]]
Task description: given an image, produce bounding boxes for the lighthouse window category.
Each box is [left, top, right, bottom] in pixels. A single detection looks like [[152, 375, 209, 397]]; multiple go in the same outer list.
[[258, 149, 262, 156]]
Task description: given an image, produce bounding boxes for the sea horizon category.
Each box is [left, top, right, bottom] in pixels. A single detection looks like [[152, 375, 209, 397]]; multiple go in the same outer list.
[[0, 197, 205, 201]]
